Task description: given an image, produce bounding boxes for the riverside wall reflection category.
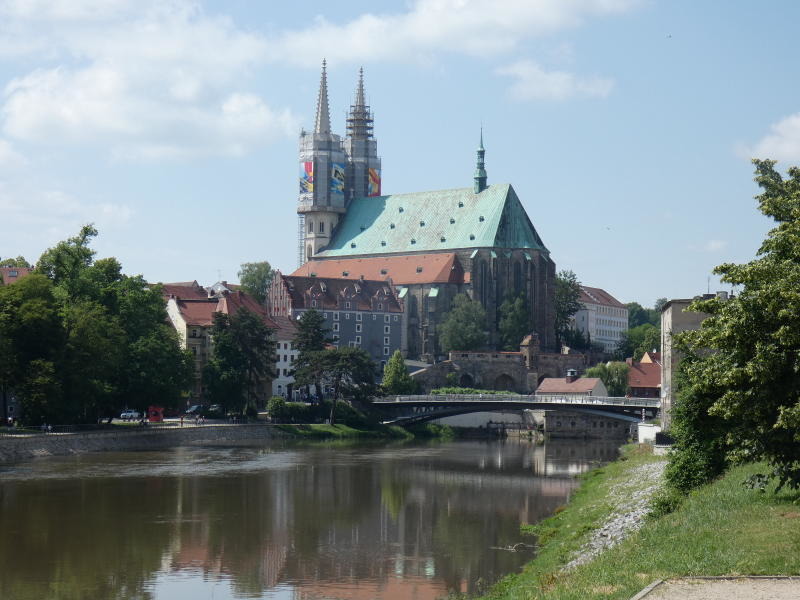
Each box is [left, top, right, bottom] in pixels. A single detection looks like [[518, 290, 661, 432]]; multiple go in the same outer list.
[[0, 439, 619, 600]]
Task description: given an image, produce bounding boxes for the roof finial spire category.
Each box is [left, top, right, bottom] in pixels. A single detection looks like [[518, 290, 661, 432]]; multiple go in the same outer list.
[[474, 127, 487, 193], [314, 58, 331, 134], [355, 66, 365, 109], [346, 66, 373, 139]]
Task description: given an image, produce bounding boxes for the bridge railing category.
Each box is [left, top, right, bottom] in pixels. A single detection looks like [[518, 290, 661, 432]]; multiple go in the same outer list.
[[377, 394, 661, 408]]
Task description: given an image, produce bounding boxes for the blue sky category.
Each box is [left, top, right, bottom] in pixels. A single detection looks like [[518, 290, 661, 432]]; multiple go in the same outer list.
[[1, 0, 798, 307]]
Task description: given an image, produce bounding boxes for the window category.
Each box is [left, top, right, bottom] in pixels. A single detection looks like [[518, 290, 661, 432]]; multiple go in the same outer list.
[[384, 315, 390, 323], [355, 335, 361, 344], [383, 347, 390, 355], [346, 301, 351, 309], [190, 329, 198, 338], [345, 313, 350, 319], [283, 343, 288, 350], [283, 355, 288, 362], [9, 270, 18, 277], [356, 313, 362, 321], [333, 334, 339, 342], [319, 221, 324, 233], [333, 323, 340, 332], [311, 300, 317, 307], [334, 312, 339, 320], [378, 302, 383, 310], [384, 325, 390, 334], [384, 337, 390, 345], [323, 312, 328, 318], [393, 315, 398, 322], [356, 324, 362, 332]]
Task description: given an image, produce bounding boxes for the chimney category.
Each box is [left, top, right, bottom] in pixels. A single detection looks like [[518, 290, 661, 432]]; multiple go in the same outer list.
[[565, 368, 578, 384]]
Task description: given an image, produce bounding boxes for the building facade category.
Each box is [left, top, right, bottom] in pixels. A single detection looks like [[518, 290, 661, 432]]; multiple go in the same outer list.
[[573, 286, 628, 353], [293, 65, 557, 360], [268, 273, 404, 368]]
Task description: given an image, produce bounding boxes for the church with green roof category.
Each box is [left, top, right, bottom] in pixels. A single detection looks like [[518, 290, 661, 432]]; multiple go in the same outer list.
[[292, 64, 556, 360]]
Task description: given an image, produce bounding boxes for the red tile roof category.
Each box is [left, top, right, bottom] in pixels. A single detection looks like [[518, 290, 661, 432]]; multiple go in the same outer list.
[[0, 267, 32, 286], [537, 377, 604, 394], [161, 281, 208, 300], [579, 286, 625, 308], [273, 275, 402, 313], [627, 362, 660, 390], [290, 253, 464, 285], [175, 290, 281, 331]]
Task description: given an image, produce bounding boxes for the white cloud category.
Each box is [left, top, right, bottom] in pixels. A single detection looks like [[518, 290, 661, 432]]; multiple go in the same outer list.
[[496, 59, 613, 101], [705, 239, 727, 252], [748, 113, 800, 162], [0, 1, 297, 160], [0, 139, 25, 167], [264, 0, 640, 66]]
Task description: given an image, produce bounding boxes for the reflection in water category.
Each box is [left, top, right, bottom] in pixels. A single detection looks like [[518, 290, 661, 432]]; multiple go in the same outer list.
[[0, 439, 619, 600]]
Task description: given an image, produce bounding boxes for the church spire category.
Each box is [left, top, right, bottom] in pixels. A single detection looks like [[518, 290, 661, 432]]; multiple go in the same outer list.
[[346, 67, 373, 139], [473, 127, 487, 193], [314, 59, 331, 134]]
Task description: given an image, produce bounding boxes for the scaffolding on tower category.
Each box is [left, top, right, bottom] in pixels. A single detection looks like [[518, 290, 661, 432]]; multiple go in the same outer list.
[[297, 214, 306, 266]]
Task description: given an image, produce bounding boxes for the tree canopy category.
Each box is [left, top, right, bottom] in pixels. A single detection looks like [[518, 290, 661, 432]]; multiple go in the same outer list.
[[667, 159, 800, 492], [554, 270, 583, 347], [0, 227, 193, 424], [616, 323, 660, 361], [381, 350, 417, 395], [585, 362, 629, 396], [0, 256, 31, 268], [237, 261, 273, 305], [498, 293, 531, 351], [439, 293, 488, 353]]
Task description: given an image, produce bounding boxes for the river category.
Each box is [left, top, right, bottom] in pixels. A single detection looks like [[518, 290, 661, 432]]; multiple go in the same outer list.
[[0, 438, 619, 600]]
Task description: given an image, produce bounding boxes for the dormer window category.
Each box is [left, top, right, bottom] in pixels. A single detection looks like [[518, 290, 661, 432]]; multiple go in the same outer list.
[[378, 303, 383, 310], [390, 223, 395, 229], [410, 239, 416, 245], [398, 207, 404, 213], [419, 221, 425, 227], [346, 301, 351, 309], [469, 234, 475, 240], [381, 241, 386, 246], [450, 218, 455, 224], [350, 242, 356, 248], [311, 300, 317, 307], [440, 236, 446, 242], [416, 266, 423, 273], [458, 201, 464, 208], [342, 271, 349, 276], [479, 215, 485, 222], [380, 268, 387, 275]]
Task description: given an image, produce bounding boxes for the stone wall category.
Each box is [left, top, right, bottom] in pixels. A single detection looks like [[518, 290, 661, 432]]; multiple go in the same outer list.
[[544, 410, 633, 439], [0, 425, 291, 464]]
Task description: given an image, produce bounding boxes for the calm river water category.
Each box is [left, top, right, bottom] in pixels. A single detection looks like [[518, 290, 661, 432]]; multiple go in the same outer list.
[[0, 439, 619, 600]]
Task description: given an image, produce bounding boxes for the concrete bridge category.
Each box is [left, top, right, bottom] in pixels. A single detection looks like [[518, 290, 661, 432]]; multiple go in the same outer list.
[[373, 394, 660, 426]]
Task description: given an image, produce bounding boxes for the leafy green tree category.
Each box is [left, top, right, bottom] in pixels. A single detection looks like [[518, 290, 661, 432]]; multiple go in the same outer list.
[[654, 297, 668, 313], [585, 361, 629, 396], [554, 270, 583, 347], [562, 327, 591, 351], [35, 224, 98, 301], [0, 256, 31, 268], [381, 350, 417, 395], [439, 293, 488, 353], [294, 348, 376, 424], [669, 159, 800, 491], [498, 293, 531, 351], [238, 261, 273, 305], [292, 309, 331, 397], [204, 309, 276, 414], [616, 323, 660, 360]]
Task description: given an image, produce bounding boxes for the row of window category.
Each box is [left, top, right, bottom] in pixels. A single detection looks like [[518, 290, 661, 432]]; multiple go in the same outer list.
[[597, 317, 625, 328], [596, 329, 621, 339], [596, 305, 626, 317], [325, 312, 398, 322], [333, 322, 393, 335]]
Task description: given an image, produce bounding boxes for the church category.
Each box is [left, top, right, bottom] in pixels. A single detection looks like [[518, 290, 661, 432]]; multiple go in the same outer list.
[[281, 63, 556, 361]]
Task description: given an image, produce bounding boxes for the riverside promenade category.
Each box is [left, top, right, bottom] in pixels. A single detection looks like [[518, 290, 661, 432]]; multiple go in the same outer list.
[[0, 422, 288, 463]]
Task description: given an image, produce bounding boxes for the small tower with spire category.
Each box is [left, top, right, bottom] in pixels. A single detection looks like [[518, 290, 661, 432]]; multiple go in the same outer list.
[[473, 128, 487, 194], [297, 60, 348, 266], [343, 67, 382, 202]]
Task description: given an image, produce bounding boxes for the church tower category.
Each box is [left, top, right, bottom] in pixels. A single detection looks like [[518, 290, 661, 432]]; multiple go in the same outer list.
[[343, 68, 381, 202], [297, 60, 348, 265]]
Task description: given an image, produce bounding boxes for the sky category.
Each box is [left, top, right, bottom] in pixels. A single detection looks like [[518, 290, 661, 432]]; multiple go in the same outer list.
[[2, 0, 799, 308]]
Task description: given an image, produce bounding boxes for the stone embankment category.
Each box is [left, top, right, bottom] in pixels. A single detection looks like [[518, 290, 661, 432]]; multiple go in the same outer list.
[[0, 424, 290, 463], [565, 459, 667, 569]]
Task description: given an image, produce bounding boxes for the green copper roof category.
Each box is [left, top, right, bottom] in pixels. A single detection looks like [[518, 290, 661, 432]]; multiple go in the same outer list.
[[317, 184, 548, 257]]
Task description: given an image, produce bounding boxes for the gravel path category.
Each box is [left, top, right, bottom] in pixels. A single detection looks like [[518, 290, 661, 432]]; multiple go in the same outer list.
[[636, 577, 800, 599], [565, 459, 667, 570]]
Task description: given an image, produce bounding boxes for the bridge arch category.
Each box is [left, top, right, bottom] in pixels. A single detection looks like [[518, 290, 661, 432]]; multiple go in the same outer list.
[[494, 373, 516, 392], [459, 372, 474, 387]]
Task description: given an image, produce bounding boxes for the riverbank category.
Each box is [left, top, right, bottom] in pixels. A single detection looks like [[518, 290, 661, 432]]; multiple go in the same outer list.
[[479, 446, 800, 600]]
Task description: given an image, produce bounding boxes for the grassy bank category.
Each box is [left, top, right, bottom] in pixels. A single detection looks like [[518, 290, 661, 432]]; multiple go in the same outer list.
[[481, 447, 800, 600], [275, 423, 414, 440]]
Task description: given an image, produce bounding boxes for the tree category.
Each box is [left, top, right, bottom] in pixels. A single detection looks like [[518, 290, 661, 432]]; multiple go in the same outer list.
[[498, 293, 531, 351], [585, 362, 629, 396], [204, 309, 276, 415], [292, 309, 331, 397], [35, 224, 98, 300], [669, 159, 800, 492], [654, 297, 668, 313], [0, 256, 31, 268], [294, 348, 376, 424], [238, 261, 273, 305], [382, 350, 417, 395], [554, 270, 583, 347], [439, 294, 488, 353], [616, 323, 660, 360]]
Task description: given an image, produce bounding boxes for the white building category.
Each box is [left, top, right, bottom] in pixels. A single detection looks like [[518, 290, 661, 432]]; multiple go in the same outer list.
[[573, 286, 628, 353], [273, 333, 300, 399]]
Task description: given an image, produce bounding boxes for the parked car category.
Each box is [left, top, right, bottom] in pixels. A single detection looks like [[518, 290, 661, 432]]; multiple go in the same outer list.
[[184, 405, 203, 416], [120, 409, 141, 421]]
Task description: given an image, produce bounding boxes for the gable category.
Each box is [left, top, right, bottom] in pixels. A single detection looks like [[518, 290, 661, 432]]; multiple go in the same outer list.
[[316, 184, 548, 257]]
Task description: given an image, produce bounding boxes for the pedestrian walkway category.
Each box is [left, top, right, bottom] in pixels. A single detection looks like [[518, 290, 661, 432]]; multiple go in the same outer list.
[[632, 577, 800, 600]]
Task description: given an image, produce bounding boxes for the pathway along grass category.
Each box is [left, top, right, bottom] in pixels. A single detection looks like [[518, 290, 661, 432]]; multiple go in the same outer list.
[[480, 446, 800, 600]]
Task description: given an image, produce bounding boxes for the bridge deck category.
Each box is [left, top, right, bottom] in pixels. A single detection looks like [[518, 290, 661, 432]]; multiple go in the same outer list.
[[373, 394, 660, 409]]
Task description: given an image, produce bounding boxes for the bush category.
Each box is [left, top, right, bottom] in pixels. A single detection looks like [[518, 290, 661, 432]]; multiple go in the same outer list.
[[430, 387, 509, 395], [649, 487, 684, 518], [267, 396, 287, 421]]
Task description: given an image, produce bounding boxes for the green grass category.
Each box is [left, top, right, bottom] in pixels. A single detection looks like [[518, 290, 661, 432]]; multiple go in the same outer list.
[[479, 448, 800, 600], [275, 423, 413, 440]]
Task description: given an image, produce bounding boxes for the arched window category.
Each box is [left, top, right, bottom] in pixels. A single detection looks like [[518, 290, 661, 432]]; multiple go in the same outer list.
[[306, 245, 313, 260], [319, 221, 325, 233], [308, 220, 313, 233]]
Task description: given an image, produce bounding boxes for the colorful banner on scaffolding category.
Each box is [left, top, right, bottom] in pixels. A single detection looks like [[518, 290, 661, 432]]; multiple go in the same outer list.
[[368, 168, 381, 196], [331, 163, 345, 198], [300, 161, 313, 193]]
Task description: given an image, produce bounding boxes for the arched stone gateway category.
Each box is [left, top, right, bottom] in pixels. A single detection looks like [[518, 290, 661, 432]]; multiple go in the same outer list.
[[459, 373, 474, 387], [494, 373, 516, 392]]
